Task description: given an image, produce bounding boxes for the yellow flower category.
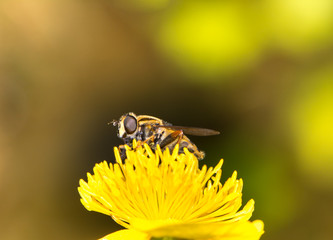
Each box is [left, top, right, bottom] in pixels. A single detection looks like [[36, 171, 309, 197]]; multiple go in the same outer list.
[[78, 141, 264, 240]]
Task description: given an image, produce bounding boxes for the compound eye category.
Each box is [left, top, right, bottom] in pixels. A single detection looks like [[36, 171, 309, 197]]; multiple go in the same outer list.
[[124, 115, 137, 134]]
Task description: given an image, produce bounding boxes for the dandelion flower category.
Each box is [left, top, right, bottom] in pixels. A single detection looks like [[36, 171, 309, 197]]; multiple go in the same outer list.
[[78, 141, 264, 240]]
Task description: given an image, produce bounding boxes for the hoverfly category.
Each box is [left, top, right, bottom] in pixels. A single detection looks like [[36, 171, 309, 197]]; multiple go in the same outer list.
[[110, 112, 220, 160]]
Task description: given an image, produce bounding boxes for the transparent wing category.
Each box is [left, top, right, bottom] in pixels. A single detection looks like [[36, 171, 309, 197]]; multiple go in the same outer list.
[[157, 125, 220, 136]]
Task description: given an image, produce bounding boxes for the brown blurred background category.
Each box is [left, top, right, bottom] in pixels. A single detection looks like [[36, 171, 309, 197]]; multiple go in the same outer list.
[[1, 0, 333, 239]]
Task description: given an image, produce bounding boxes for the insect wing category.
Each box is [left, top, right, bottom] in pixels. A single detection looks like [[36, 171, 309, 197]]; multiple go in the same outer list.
[[158, 125, 220, 136]]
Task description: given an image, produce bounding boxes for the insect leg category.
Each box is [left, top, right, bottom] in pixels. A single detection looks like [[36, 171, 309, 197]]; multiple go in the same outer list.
[[136, 134, 155, 148], [173, 130, 184, 145], [159, 130, 183, 149], [118, 144, 127, 161]]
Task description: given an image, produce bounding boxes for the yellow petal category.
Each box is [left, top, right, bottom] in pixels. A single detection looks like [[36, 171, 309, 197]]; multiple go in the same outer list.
[[99, 229, 150, 240], [143, 220, 264, 240]]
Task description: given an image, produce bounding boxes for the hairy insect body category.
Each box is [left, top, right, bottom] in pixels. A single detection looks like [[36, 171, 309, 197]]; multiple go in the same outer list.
[[112, 112, 219, 160], [147, 122, 203, 160]]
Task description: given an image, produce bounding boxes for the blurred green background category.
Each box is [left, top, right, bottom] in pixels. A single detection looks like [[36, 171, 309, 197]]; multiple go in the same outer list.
[[1, 0, 332, 239]]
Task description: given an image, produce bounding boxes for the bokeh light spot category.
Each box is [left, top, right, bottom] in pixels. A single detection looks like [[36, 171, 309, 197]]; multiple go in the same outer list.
[[288, 65, 333, 189], [264, 0, 333, 54], [157, 1, 263, 80]]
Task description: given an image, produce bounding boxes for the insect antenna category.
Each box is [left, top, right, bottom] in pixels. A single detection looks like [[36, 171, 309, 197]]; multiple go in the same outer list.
[[108, 120, 118, 126]]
